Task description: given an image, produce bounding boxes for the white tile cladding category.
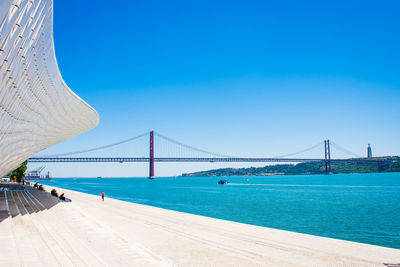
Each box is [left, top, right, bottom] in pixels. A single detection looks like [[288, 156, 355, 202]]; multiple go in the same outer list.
[[0, 0, 99, 177]]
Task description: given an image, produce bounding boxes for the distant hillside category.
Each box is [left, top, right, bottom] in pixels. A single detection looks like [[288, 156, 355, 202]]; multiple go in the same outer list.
[[181, 156, 400, 177]]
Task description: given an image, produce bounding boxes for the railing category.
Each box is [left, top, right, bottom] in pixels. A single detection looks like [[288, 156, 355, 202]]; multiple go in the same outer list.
[[28, 157, 389, 163]]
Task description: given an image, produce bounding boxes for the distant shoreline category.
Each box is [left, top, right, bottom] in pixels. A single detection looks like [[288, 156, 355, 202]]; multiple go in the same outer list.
[[36, 171, 400, 179], [182, 156, 400, 177]]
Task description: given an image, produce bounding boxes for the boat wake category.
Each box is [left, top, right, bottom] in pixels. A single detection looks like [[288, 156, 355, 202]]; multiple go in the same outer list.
[[227, 183, 400, 188]]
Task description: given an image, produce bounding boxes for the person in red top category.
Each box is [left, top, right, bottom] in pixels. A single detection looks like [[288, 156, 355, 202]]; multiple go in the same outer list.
[[101, 192, 105, 201]]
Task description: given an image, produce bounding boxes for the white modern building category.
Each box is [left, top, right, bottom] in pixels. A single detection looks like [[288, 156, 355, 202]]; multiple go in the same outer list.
[[0, 0, 99, 177]]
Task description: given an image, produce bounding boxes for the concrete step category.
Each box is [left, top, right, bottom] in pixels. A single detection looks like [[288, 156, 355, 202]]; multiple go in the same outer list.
[[32, 205, 105, 266], [51, 203, 161, 266], [5, 191, 21, 217], [14, 191, 35, 214], [24, 186, 60, 209], [11, 214, 45, 265], [0, 195, 20, 266], [19, 191, 41, 213], [20, 209, 76, 266], [24, 189, 47, 212], [13, 191, 29, 216], [0, 192, 9, 221], [22, 187, 104, 265]]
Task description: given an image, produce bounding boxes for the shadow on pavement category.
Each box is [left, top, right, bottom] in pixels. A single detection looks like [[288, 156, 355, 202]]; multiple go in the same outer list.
[[0, 182, 71, 223]]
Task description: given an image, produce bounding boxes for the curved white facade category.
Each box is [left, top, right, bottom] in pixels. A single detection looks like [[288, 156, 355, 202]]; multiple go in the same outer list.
[[0, 0, 99, 177]]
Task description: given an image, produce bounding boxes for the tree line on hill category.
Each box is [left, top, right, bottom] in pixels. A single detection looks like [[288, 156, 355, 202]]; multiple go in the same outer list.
[[181, 156, 400, 177]]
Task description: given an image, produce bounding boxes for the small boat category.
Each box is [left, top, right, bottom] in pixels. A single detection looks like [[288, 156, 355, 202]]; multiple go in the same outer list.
[[218, 179, 228, 185], [244, 178, 249, 181]]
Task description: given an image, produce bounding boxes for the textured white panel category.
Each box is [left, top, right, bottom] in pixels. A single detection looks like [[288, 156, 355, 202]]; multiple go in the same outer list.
[[0, 0, 99, 177]]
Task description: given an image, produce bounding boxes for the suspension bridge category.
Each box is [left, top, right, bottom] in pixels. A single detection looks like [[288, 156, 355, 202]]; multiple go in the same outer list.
[[28, 131, 387, 178]]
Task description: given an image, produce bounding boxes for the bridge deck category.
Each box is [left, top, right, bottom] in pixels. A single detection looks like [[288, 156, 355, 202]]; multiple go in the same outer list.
[[28, 157, 388, 163]]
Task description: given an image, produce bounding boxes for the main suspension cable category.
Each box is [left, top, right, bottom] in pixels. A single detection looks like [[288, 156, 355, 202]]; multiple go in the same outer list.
[[273, 141, 324, 158], [38, 132, 149, 157], [154, 132, 235, 158], [329, 141, 362, 158]]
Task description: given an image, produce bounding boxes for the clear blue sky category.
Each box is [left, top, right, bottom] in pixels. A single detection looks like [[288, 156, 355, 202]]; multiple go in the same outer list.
[[33, 0, 400, 177]]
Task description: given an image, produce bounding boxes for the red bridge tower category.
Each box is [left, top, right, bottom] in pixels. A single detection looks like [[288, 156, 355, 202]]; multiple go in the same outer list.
[[149, 131, 155, 179], [324, 140, 331, 174]]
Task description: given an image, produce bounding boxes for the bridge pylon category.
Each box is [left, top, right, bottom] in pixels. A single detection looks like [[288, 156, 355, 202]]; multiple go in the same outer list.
[[324, 140, 331, 174], [149, 131, 155, 179]]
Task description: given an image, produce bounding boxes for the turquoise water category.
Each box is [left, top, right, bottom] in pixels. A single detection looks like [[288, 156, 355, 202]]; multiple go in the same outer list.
[[39, 173, 400, 249]]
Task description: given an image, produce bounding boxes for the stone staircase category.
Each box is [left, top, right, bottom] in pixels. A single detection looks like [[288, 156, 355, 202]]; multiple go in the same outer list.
[[0, 185, 103, 266], [0, 185, 161, 266]]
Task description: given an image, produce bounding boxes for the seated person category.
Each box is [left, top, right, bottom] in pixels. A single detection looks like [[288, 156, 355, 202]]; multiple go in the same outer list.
[[51, 189, 58, 197], [59, 193, 65, 201], [34, 182, 39, 188], [38, 185, 45, 191]]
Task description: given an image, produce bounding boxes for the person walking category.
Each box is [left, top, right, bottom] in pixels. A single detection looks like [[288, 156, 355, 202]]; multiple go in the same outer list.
[[101, 191, 105, 201]]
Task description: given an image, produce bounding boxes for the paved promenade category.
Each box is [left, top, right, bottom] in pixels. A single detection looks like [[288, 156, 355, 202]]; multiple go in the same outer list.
[[0, 183, 399, 266]]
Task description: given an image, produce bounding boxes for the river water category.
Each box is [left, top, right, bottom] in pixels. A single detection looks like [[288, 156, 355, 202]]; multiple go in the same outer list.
[[39, 172, 400, 249]]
